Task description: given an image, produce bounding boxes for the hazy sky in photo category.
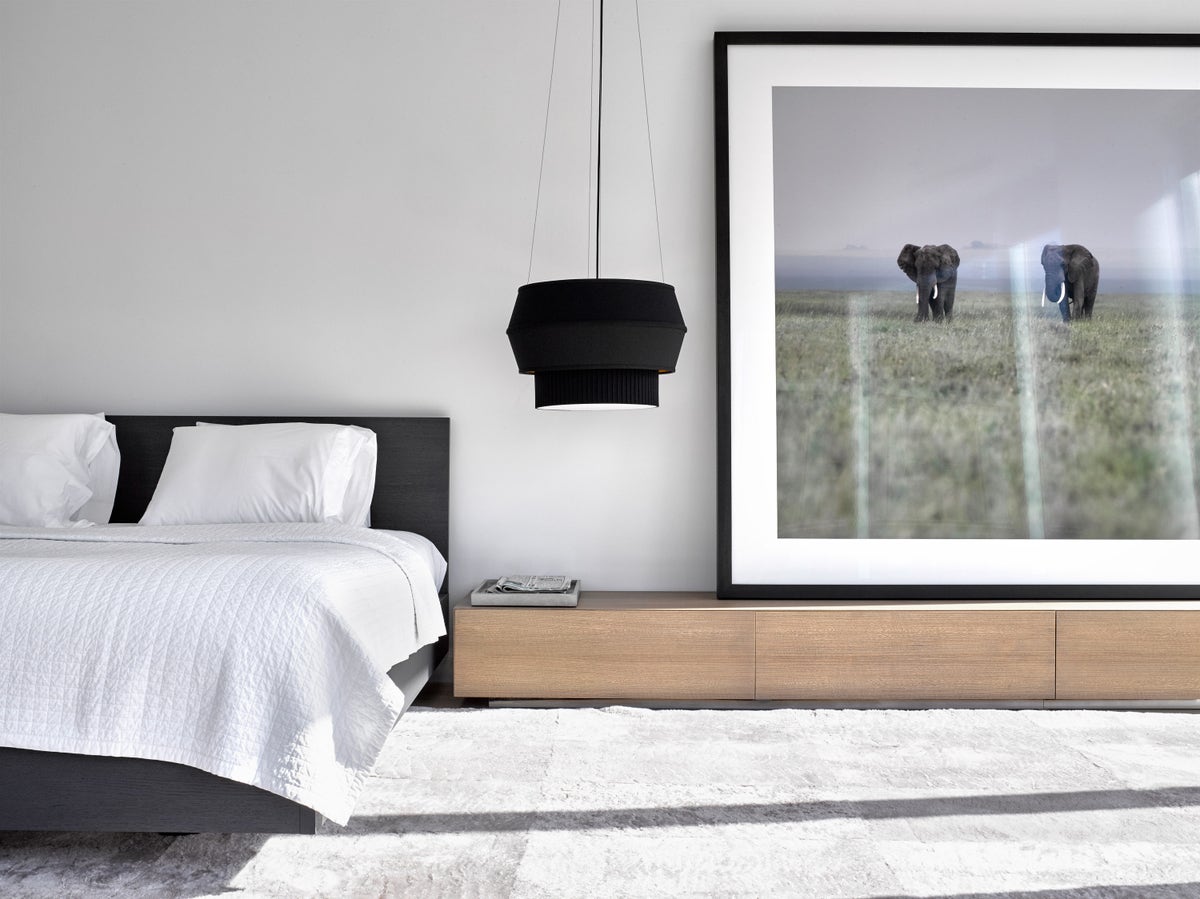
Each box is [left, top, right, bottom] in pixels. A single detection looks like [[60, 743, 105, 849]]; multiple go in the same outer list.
[[772, 86, 1200, 288]]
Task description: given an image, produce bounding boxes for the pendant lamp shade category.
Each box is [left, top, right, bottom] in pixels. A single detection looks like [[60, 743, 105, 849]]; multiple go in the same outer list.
[[507, 278, 687, 409]]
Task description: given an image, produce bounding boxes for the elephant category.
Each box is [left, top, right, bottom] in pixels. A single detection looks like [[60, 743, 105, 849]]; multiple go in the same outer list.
[[1041, 243, 1099, 323], [897, 243, 960, 322]]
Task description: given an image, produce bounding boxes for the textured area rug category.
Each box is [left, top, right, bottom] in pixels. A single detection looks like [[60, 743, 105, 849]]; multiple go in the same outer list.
[[2, 707, 1200, 898]]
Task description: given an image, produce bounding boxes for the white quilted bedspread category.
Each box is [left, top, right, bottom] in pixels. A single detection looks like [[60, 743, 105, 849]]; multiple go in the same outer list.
[[0, 523, 447, 825]]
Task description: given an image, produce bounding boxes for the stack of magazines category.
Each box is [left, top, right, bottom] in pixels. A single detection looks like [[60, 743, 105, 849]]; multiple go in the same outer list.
[[470, 576, 580, 607]]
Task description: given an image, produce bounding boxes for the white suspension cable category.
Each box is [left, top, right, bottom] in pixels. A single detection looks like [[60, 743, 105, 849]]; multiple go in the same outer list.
[[634, 0, 665, 282], [526, 0, 564, 283]]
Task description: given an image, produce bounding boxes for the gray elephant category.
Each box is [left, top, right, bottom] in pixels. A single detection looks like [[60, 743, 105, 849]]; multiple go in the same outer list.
[[1041, 243, 1099, 323], [897, 243, 960, 322]]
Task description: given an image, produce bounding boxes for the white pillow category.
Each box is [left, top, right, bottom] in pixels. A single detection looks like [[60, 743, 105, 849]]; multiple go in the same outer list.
[[140, 422, 377, 526], [0, 413, 117, 527], [76, 415, 121, 524]]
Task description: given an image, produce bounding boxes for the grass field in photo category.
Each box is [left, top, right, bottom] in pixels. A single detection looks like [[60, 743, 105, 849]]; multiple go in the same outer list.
[[776, 290, 1200, 539]]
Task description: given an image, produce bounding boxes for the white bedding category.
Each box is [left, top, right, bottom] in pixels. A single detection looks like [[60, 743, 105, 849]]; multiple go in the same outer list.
[[0, 523, 447, 825]]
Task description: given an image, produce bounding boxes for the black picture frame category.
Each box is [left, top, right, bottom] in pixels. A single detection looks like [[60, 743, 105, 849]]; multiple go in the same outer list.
[[715, 31, 1200, 599]]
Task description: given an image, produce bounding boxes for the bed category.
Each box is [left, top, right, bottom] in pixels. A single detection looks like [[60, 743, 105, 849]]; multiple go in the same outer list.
[[0, 415, 449, 833]]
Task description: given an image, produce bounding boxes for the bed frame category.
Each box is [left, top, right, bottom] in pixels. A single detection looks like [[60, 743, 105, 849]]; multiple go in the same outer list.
[[0, 415, 450, 833]]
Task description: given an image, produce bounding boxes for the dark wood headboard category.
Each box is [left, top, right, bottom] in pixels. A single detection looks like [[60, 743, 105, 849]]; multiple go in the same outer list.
[[105, 416, 450, 571]]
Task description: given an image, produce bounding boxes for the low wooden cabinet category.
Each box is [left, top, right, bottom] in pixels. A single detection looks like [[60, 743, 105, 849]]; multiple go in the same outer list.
[[453, 593, 1200, 703]]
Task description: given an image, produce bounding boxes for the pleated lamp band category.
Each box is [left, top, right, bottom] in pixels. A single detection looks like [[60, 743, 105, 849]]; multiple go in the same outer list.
[[533, 369, 659, 409]]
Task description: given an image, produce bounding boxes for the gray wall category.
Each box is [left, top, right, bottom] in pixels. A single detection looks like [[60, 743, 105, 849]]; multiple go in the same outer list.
[[1, 1, 1195, 598]]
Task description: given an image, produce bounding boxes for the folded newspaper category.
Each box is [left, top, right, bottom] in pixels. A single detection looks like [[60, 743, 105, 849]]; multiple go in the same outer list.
[[490, 576, 572, 593], [471, 577, 580, 606]]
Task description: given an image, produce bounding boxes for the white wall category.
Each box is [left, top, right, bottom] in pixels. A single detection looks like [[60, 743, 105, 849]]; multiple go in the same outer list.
[[1, 1, 1196, 598]]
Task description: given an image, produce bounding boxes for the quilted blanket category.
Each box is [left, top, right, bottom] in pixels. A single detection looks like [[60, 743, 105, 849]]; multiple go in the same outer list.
[[0, 523, 446, 824]]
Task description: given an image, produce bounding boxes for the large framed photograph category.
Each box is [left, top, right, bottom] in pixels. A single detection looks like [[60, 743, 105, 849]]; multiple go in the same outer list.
[[715, 32, 1200, 598]]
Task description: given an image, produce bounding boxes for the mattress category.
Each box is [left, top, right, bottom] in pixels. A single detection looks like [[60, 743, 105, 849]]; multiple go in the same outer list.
[[0, 523, 447, 824]]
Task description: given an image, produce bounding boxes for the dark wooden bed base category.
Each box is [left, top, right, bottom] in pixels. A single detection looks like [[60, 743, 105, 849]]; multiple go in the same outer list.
[[0, 415, 450, 833]]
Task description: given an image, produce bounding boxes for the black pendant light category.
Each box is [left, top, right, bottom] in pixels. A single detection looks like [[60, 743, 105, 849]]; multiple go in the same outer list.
[[508, 0, 686, 410]]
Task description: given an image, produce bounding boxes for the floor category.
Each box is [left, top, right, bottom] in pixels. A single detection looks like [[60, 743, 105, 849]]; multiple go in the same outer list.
[[2, 667, 1200, 898]]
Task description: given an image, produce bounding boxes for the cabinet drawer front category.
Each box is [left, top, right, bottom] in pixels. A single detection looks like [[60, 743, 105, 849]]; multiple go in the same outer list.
[[454, 610, 755, 699], [756, 611, 1055, 700], [1057, 611, 1200, 699]]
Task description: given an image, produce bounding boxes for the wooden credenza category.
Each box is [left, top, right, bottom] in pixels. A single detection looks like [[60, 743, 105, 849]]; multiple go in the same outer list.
[[453, 593, 1200, 702]]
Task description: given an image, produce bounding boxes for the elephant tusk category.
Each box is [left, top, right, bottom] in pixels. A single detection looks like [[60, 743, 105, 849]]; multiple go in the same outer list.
[[1058, 283, 1066, 304], [1041, 289, 1047, 307], [932, 283, 938, 300], [916, 289, 920, 305]]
